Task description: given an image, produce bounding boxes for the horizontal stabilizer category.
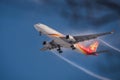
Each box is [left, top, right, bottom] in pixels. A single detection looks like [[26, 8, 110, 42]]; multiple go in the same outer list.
[[93, 50, 109, 54]]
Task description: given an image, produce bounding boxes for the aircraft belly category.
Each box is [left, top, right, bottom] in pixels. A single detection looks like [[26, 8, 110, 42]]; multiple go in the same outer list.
[[53, 37, 71, 48]]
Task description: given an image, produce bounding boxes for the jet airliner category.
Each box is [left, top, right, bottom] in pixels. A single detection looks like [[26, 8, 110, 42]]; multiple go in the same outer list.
[[34, 23, 113, 56]]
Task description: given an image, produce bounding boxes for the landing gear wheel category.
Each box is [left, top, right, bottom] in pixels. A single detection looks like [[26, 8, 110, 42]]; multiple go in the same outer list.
[[43, 41, 47, 45], [56, 45, 63, 53], [57, 49, 63, 53], [39, 31, 42, 36], [59, 50, 63, 53], [71, 45, 76, 50]]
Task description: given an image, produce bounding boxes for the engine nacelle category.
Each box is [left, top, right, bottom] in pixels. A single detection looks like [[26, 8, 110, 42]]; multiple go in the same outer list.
[[43, 41, 47, 45], [66, 35, 76, 42], [42, 41, 58, 50], [42, 41, 51, 47]]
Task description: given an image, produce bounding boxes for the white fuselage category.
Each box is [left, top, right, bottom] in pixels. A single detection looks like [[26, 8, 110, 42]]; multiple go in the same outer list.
[[34, 23, 72, 48]]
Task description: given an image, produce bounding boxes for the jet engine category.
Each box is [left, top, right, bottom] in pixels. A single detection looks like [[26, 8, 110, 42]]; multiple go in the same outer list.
[[42, 41, 51, 48], [42, 41, 57, 50], [66, 35, 76, 42]]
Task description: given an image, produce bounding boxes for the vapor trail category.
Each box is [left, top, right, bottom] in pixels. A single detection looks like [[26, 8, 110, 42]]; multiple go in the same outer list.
[[51, 51, 110, 80], [99, 39, 120, 53]]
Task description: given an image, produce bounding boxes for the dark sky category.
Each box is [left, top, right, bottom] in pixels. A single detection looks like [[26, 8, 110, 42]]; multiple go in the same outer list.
[[1, 0, 120, 80]]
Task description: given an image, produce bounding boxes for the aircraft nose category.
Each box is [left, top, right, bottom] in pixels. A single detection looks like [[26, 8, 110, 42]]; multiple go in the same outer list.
[[34, 23, 41, 31]]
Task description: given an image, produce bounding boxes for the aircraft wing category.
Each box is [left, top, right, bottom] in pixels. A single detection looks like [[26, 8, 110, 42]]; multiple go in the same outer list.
[[40, 47, 49, 51], [73, 31, 114, 42]]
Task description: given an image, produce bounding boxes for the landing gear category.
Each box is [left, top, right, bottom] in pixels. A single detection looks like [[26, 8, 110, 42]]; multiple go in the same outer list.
[[57, 45, 63, 53], [39, 31, 42, 36], [43, 41, 47, 45], [57, 50, 63, 53], [71, 45, 76, 50]]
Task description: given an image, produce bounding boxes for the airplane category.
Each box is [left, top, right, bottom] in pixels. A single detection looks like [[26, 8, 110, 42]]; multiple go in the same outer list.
[[34, 23, 113, 55]]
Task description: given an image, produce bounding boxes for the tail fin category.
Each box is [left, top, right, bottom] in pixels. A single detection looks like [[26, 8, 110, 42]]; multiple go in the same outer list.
[[89, 41, 99, 52]]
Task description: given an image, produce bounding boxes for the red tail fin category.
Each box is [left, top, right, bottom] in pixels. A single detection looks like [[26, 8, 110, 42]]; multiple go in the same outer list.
[[89, 41, 99, 52]]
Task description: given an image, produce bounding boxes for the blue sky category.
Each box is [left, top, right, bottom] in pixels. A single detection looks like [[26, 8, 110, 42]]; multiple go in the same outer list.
[[1, 0, 120, 80]]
